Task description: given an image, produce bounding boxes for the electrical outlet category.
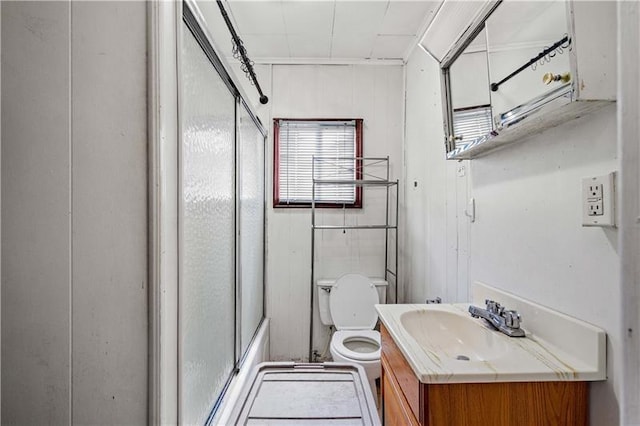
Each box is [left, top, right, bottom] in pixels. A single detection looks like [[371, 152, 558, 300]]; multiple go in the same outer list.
[[582, 173, 615, 227], [587, 199, 603, 216], [588, 183, 603, 199]]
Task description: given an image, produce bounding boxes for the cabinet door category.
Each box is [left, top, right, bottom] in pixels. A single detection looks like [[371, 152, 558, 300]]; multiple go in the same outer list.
[[381, 324, 421, 418], [382, 357, 420, 426]]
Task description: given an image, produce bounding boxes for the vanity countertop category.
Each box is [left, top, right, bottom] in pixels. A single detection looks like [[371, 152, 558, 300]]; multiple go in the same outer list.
[[376, 285, 606, 384]]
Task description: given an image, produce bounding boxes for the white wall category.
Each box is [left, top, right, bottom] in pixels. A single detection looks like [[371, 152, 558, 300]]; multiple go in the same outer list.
[[618, 2, 640, 424], [2, 3, 72, 421], [1, 2, 147, 424], [403, 47, 470, 306], [470, 104, 620, 426], [260, 64, 404, 361]]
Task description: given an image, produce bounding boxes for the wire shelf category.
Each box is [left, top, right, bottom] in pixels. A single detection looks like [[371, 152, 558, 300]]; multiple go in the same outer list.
[[309, 156, 399, 362]]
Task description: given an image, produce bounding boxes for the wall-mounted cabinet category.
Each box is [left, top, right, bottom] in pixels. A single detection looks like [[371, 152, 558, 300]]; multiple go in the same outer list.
[[421, 0, 616, 160]]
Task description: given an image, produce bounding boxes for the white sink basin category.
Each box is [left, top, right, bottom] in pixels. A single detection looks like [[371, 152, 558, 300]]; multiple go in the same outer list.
[[400, 309, 514, 362], [375, 284, 606, 384]]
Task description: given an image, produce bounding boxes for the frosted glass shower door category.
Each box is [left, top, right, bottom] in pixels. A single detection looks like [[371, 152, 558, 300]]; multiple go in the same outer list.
[[180, 22, 236, 425], [239, 104, 265, 354]]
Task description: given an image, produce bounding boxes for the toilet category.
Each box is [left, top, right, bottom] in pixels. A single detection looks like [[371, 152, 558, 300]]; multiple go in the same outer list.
[[317, 274, 388, 398]]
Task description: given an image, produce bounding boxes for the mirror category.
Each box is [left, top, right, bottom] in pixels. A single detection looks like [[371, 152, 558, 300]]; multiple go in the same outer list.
[[442, 0, 572, 158], [486, 0, 571, 128], [447, 27, 493, 153]]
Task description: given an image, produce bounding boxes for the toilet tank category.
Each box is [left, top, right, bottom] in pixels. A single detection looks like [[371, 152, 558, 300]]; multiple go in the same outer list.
[[317, 277, 388, 326]]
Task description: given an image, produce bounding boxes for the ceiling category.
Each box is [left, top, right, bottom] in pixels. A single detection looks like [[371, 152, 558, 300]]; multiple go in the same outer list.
[[223, 1, 443, 63]]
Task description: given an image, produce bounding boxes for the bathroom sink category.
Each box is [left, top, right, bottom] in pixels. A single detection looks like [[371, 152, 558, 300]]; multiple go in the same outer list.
[[376, 284, 606, 384], [400, 309, 513, 362]]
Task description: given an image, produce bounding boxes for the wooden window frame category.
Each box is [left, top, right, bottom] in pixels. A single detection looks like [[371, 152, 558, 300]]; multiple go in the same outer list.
[[273, 118, 363, 208]]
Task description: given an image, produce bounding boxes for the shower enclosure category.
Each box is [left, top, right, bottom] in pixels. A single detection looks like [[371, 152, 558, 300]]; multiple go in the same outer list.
[[179, 4, 266, 423]]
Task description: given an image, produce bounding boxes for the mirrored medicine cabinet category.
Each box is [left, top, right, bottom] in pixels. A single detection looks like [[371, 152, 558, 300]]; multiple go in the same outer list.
[[437, 0, 616, 160]]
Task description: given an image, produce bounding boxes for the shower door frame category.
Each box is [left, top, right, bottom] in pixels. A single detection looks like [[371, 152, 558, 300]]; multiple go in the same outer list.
[[148, 1, 267, 424]]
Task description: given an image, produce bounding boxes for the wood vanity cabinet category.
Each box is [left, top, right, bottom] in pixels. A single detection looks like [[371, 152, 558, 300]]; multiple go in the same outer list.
[[380, 323, 589, 426]]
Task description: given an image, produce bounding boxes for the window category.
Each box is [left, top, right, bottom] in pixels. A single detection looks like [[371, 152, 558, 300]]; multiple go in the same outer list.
[[274, 119, 363, 207], [452, 105, 493, 149]]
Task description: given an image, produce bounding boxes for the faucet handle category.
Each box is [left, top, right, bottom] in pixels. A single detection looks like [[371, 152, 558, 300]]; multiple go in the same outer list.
[[485, 299, 502, 314], [503, 310, 521, 329]]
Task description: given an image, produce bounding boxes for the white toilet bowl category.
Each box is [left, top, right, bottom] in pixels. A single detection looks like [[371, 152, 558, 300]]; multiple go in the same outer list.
[[330, 329, 381, 398], [327, 274, 382, 399]]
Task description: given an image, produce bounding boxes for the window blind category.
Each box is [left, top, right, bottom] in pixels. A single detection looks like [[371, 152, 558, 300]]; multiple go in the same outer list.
[[277, 120, 357, 205], [453, 106, 493, 149]]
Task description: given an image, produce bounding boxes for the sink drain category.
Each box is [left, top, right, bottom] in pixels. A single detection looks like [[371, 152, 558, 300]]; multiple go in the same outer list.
[[456, 355, 470, 361]]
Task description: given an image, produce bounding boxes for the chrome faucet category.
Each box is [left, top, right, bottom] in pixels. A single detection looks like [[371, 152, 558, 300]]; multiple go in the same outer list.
[[468, 299, 525, 337]]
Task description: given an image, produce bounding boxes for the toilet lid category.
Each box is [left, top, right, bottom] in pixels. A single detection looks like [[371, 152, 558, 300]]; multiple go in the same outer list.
[[330, 274, 379, 330]]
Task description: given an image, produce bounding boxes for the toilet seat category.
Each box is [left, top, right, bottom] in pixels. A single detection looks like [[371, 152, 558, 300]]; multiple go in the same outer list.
[[330, 274, 379, 331], [331, 330, 381, 362]]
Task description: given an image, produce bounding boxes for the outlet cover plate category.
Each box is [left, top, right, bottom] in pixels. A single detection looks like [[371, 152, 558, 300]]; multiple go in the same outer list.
[[582, 172, 615, 227]]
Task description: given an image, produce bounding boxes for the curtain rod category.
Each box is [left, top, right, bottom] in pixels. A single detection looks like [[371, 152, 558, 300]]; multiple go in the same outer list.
[[216, 0, 269, 104], [490, 35, 570, 92]]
